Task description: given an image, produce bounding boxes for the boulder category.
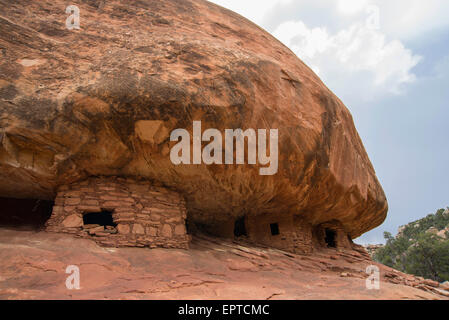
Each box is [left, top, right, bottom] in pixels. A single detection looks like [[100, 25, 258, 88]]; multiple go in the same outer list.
[[441, 281, 449, 290], [0, 0, 387, 238], [132, 224, 145, 235], [61, 214, 83, 228], [88, 226, 105, 235], [436, 229, 447, 239]]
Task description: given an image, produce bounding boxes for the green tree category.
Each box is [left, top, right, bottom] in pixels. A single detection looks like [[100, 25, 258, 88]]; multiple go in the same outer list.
[[372, 207, 449, 282], [405, 233, 449, 282]]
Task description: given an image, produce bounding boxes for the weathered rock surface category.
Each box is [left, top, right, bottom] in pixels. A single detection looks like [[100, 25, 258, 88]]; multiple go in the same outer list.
[[0, 0, 387, 238], [0, 228, 447, 300], [364, 244, 384, 257]]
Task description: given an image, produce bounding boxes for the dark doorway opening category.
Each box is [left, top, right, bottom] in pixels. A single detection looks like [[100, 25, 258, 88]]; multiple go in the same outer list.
[[185, 218, 192, 235], [325, 229, 337, 248], [0, 197, 53, 230], [234, 216, 247, 237], [83, 211, 116, 227], [270, 223, 280, 236]]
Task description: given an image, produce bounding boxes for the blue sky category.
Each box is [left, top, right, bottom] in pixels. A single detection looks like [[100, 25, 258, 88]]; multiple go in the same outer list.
[[209, 0, 449, 244]]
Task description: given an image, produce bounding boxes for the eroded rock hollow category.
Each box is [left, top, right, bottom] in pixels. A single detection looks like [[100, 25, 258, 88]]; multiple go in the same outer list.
[[0, 0, 387, 251]]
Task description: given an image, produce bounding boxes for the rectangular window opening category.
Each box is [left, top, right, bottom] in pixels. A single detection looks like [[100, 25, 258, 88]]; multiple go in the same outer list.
[[270, 223, 280, 236], [83, 210, 116, 227]]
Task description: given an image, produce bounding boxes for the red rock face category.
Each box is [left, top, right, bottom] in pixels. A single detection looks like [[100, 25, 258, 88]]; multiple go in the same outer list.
[[0, 0, 387, 239]]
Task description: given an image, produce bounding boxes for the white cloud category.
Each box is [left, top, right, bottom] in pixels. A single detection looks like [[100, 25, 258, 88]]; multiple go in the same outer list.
[[273, 20, 421, 100], [283, 19, 422, 100], [337, 0, 368, 15], [208, 0, 292, 25], [374, 0, 449, 40], [210, 0, 449, 41], [209, 0, 440, 101]]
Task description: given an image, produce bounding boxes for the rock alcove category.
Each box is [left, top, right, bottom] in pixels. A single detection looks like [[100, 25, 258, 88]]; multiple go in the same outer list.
[[0, 0, 387, 254]]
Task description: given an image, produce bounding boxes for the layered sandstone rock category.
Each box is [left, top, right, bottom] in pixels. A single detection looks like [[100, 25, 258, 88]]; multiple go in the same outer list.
[[0, 0, 387, 240], [0, 229, 448, 300]]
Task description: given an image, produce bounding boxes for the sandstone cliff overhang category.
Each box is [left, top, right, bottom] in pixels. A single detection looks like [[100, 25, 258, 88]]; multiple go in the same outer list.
[[0, 0, 387, 240]]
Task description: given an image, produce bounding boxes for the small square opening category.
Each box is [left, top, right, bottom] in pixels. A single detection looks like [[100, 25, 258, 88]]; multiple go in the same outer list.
[[83, 210, 116, 227], [270, 223, 280, 236], [234, 216, 247, 237], [325, 228, 337, 248]]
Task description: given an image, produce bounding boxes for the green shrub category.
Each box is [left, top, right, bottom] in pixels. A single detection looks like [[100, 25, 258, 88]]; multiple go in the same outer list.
[[373, 208, 449, 282]]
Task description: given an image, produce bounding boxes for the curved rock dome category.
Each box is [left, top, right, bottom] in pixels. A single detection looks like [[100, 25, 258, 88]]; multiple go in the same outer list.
[[0, 0, 387, 239]]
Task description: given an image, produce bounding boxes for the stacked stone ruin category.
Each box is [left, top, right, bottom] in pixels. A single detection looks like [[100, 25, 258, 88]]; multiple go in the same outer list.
[[45, 177, 190, 249], [45, 176, 355, 253]]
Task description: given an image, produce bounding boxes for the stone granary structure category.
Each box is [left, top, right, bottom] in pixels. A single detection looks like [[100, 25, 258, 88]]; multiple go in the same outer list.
[[45, 177, 189, 248], [0, 0, 388, 253]]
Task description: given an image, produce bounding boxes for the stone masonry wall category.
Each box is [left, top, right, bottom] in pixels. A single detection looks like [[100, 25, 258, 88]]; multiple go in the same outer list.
[[246, 214, 314, 254], [312, 221, 352, 250], [45, 177, 190, 249]]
